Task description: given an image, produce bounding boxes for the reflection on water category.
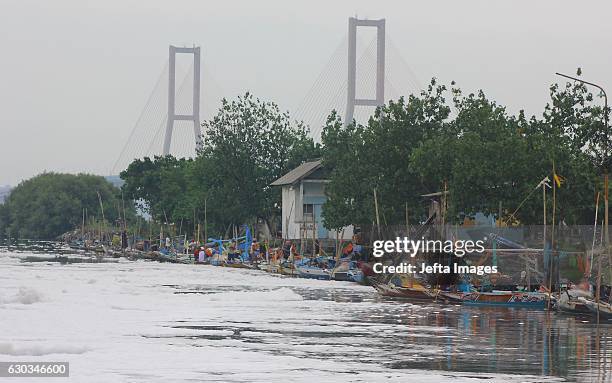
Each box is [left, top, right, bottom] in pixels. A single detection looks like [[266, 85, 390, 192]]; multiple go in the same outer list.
[[168, 284, 611, 382]]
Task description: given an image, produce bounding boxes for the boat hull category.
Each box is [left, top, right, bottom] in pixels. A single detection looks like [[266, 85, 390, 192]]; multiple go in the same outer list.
[[373, 283, 435, 301], [296, 266, 330, 280], [578, 297, 612, 319], [445, 291, 547, 309]]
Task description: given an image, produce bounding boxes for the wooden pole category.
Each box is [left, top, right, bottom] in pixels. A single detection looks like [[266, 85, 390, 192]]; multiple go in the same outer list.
[[121, 190, 127, 231], [442, 181, 447, 228], [204, 198, 207, 243], [335, 230, 339, 260], [590, 192, 600, 277], [605, 172, 609, 246], [405, 202, 409, 235], [552, 163, 557, 294], [373, 188, 381, 239], [97, 191, 105, 241], [595, 256, 602, 325], [543, 182, 552, 310], [312, 212, 316, 258]]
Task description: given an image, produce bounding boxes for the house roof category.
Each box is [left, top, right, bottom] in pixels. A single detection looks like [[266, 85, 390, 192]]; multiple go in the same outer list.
[[270, 160, 322, 186]]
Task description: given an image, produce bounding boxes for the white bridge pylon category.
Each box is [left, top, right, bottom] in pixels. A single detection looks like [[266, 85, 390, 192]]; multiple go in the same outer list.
[[345, 17, 385, 127], [163, 45, 202, 156]]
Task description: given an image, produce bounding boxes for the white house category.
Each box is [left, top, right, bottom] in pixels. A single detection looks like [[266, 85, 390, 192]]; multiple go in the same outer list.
[[271, 160, 353, 241]]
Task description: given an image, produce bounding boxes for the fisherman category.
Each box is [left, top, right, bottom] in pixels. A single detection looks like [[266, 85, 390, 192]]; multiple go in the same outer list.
[[198, 247, 206, 263], [251, 240, 260, 262], [193, 245, 200, 262], [228, 245, 239, 262], [121, 230, 128, 249], [282, 240, 292, 260]]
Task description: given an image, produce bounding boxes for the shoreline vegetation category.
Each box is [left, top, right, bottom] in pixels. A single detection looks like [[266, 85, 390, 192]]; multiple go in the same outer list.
[[2, 72, 609, 241], [0, 73, 611, 320]]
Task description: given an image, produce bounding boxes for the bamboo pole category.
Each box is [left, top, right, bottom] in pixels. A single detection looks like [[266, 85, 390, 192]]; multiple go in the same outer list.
[[605, 172, 609, 246], [312, 212, 316, 258], [121, 190, 127, 231], [595, 256, 602, 325], [590, 192, 600, 277], [405, 202, 409, 235], [552, 163, 557, 294], [543, 181, 552, 310], [97, 191, 105, 241], [373, 188, 381, 239]]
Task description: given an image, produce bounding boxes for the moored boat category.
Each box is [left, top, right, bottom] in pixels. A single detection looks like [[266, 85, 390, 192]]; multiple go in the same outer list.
[[556, 290, 591, 314], [440, 290, 548, 309], [372, 280, 436, 301], [295, 264, 331, 280], [577, 297, 612, 319]]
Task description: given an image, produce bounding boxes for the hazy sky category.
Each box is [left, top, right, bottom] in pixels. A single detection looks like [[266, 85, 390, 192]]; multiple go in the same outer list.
[[1, 0, 611, 186]]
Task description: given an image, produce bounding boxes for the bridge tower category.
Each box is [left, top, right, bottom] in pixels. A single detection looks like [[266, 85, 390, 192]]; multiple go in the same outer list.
[[163, 45, 202, 156], [344, 18, 385, 126]]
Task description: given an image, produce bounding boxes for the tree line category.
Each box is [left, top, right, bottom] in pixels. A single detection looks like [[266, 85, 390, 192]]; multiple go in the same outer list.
[[322, 74, 609, 229], [0, 173, 131, 239], [1, 71, 608, 240]]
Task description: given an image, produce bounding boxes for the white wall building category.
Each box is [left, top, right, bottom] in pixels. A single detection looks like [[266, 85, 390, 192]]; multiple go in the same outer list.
[[271, 160, 353, 241]]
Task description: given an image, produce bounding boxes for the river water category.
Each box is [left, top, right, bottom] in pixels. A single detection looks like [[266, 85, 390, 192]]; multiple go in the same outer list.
[[0, 243, 610, 382]]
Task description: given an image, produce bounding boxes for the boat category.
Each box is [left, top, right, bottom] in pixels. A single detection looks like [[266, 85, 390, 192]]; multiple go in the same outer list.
[[258, 261, 280, 274], [223, 260, 253, 269], [577, 297, 612, 319], [347, 267, 365, 283], [331, 260, 365, 283], [295, 264, 331, 280], [293, 256, 332, 280], [373, 283, 436, 300], [441, 290, 548, 309], [556, 290, 591, 314], [372, 275, 436, 301]]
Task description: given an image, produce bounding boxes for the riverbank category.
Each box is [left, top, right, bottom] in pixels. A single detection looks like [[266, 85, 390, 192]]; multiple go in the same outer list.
[[1, 245, 611, 382]]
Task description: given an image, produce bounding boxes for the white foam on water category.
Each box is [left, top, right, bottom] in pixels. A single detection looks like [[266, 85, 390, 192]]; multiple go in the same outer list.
[[206, 287, 303, 302], [0, 342, 89, 356], [12, 287, 44, 304], [0, 252, 571, 382]]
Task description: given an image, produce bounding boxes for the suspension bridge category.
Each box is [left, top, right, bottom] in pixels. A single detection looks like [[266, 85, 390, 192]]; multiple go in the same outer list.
[[111, 17, 421, 174]]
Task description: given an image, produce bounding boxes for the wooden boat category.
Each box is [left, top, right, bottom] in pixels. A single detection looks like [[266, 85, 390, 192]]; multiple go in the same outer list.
[[258, 262, 280, 274], [295, 264, 331, 280], [372, 281, 436, 301], [279, 262, 298, 276], [578, 297, 612, 319], [556, 290, 591, 314], [331, 260, 365, 283], [440, 290, 547, 309]]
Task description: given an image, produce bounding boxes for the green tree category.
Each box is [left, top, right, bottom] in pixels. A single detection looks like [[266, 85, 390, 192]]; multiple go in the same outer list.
[[194, 92, 320, 232], [411, 77, 600, 224], [0, 173, 125, 239], [321, 79, 450, 229], [120, 156, 194, 223]]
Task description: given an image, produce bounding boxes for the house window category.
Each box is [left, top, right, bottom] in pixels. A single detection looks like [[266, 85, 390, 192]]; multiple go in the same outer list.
[[303, 204, 314, 222]]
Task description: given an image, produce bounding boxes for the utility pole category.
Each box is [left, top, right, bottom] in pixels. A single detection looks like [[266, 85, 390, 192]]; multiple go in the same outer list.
[[556, 72, 609, 246]]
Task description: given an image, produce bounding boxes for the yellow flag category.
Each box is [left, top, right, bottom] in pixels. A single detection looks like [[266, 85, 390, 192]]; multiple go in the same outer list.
[[553, 173, 565, 188]]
